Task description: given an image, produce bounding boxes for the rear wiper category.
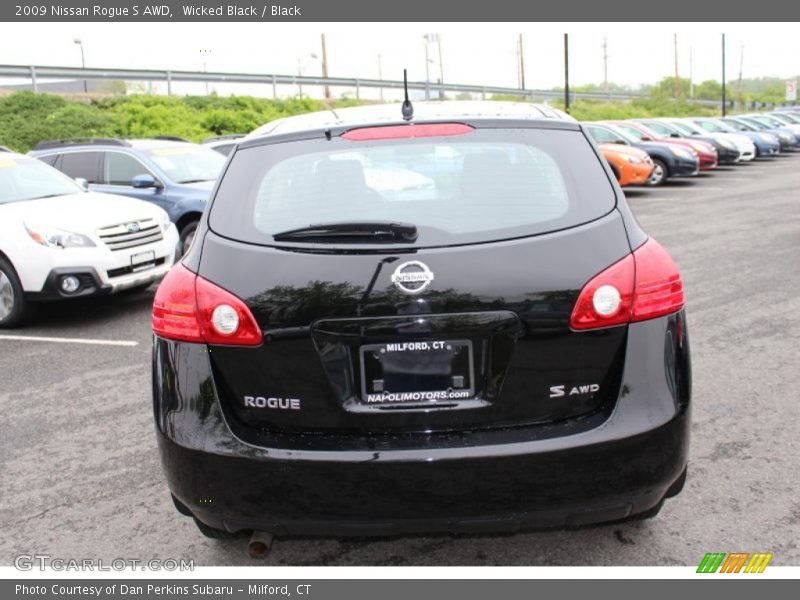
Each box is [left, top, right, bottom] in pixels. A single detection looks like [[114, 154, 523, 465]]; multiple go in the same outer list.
[[273, 221, 418, 243]]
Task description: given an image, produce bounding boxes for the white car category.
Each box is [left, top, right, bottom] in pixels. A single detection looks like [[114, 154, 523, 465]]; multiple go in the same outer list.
[[0, 152, 179, 327], [665, 118, 756, 162]]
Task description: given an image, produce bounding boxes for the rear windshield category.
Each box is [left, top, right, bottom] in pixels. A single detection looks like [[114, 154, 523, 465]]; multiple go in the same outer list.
[[209, 127, 616, 248]]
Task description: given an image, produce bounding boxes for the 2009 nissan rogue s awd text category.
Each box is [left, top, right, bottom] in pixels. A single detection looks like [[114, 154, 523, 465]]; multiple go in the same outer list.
[[151, 102, 691, 546]]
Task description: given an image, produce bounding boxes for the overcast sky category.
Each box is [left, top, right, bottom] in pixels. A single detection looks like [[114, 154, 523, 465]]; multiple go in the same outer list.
[[1, 23, 797, 98]]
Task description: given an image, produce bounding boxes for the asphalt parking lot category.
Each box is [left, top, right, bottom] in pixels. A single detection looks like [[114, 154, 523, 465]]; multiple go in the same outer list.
[[2, 155, 799, 567]]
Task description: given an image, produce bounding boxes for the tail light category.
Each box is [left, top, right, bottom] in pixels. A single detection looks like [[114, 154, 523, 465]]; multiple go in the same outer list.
[[152, 263, 262, 346], [342, 123, 474, 141], [570, 238, 684, 330]]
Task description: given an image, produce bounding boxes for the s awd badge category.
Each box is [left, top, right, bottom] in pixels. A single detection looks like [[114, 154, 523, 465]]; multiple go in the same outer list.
[[549, 384, 600, 398]]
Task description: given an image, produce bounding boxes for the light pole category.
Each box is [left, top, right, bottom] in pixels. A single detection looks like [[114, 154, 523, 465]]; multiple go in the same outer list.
[[377, 53, 384, 101], [297, 53, 321, 98], [73, 38, 87, 93], [721, 34, 727, 117], [563, 33, 570, 114], [424, 38, 431, 100], [320, 33, 331, 100], [424, 34, 444, 100]]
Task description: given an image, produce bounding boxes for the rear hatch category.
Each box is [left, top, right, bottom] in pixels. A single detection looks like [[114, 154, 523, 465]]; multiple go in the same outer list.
[[200, 121, 631, 437]]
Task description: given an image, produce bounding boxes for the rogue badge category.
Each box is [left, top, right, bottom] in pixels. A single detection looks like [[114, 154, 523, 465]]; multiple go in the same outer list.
[[391, 261, 434, 295]]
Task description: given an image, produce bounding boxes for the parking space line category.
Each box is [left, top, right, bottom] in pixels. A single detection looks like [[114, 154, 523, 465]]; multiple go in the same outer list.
[[0, 334, 139, 347]]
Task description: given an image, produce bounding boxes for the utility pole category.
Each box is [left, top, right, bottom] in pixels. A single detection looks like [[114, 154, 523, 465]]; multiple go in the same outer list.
[[320, 33, 331, 100], [689, 45, 694, 99], [297, 57, 303, 97], [722, 34, 727, 116], [519, 34, 526, 90], [424, 40, 430, 100], [436, 35, 444, 100], [377, 53, 383, 101], [564, 33, 570, 114], [603, 37, 609, 100], [737, 44, 745, 101], [673, 34, 680, 99]]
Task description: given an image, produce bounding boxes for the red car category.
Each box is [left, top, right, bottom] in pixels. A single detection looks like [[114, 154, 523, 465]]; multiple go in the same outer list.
[[610, 121, 718, 171]]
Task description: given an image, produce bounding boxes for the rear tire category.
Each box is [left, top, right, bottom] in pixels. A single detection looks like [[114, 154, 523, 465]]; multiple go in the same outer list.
[[179, 221, 199, 256], [609, 164, 621, 185], [121, 282, 153, 295], [193, 517, 240, 540], [0, 257, 31, 329], [633, 499, 664, 521], [647, 159, 668, 186], [665, 466, 688, 498]]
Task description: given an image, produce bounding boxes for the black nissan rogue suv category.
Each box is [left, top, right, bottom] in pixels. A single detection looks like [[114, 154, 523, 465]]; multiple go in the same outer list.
[[151, 101, 691, 544]]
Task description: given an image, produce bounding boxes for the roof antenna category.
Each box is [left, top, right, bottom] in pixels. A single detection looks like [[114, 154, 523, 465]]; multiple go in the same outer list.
[[401, 69, 414, 121]]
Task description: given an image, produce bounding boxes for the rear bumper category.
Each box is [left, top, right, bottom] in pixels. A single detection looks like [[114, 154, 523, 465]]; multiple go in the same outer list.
[[153, 312, 692, 537], [157, 412, 689, 536]]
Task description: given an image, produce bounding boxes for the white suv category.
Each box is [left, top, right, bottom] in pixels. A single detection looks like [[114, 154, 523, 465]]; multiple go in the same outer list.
[[0, 152, 179, 327]]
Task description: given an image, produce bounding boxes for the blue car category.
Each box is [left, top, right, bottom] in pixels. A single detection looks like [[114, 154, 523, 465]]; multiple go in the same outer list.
[[691, 118, 781, 158], [30, 138, 227, 254], [723, 116, 799, 152]]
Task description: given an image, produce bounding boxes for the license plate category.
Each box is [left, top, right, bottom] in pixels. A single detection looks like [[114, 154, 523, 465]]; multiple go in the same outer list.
[[359, 340, 474, 404], [130, 250, 156, 272]]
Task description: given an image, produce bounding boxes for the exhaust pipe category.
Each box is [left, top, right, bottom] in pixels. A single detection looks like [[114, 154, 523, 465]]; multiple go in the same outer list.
[[248, 531, 274, 559]]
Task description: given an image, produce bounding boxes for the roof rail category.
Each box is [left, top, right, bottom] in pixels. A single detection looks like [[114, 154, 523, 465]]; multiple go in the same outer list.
[[202, 134, 245, 143], [33, 138, 131, 151], [153, 135, 190, 143]]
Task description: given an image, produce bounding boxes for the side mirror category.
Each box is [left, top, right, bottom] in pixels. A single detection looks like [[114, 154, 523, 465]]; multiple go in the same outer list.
[[614, 140, 627, 145], [670, 133, 680, 138], [640, 135, 653, 141], [74, 177, 89, 191], [132, 174, 162, 189]]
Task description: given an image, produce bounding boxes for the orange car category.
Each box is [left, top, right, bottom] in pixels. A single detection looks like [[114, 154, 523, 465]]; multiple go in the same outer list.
[[598, 143, 654, 187]]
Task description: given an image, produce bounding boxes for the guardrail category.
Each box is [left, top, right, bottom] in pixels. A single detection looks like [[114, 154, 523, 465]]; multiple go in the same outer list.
[[0, 63, 739, 108]]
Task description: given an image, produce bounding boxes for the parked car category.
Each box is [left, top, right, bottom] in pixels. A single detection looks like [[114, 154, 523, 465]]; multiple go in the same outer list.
[[722, 116, 798, 152], [662, 118, 756, 162], [152, 101, 691, 545], [610, 121, 718, 171], [768, 111, 800, 126], [598, 143, 654, 187], [584, 122, 699, 186], [29, 138, 226, 254], [202, 134, 246, 157], [0, 152, 178, 327], [740, 114, 800, 148], [690, 118, 781, 158], [634, 119, 741, 164]]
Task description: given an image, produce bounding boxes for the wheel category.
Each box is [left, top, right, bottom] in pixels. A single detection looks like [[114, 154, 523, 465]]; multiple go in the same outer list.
[[120, 282, 153, 295], [0, 257, 32, 328], [179, 221, 199, 256], [665, 466, 688, 498], [632, 499, 664, 521], [609, 164, 622, 185], [646, 159, 668, 186], [170, 493, 193, 516], [193, 517, 239, 539]]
